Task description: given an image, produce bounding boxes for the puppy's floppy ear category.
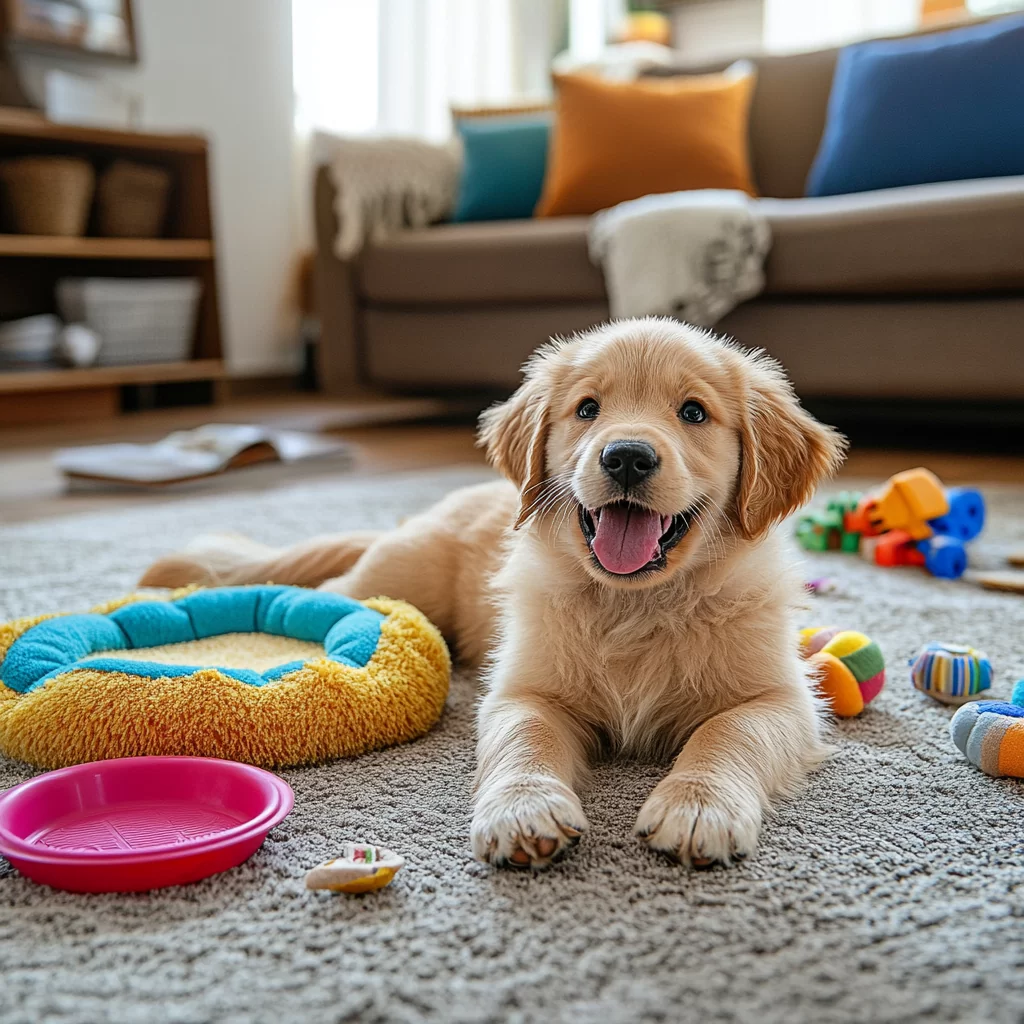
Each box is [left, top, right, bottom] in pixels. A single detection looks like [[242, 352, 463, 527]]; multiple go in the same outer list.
[[734, 351, 846, 539], [478, 364, 550, 530]]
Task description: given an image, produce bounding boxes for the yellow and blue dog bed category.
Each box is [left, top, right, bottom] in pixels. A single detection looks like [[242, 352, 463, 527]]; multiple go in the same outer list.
[[0, 586, 450, 770]]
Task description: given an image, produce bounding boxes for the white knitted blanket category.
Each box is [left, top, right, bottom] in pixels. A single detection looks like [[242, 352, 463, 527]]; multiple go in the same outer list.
[[589, 189, 771, 326], [320, 133, 462, 259]]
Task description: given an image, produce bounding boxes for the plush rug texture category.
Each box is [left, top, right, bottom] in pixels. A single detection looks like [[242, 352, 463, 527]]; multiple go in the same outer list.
[[1, 467, 1023, 1024]]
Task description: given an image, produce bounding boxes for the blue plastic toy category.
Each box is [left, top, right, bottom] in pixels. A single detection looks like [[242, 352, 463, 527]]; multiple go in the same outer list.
[[914, 487, 986, 579]]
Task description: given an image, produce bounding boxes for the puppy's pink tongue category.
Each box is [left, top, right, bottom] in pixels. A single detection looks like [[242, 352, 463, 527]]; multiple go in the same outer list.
[[591, 505, 663, 574]]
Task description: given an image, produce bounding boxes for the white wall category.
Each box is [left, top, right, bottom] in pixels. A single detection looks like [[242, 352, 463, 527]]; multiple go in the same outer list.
[[669, 0, 765, 62], [16, 0, 299, 376]]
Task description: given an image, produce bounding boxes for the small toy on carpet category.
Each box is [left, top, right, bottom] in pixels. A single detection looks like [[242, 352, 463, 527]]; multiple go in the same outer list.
[[910, 641, 993, 705], [799, 626, 885, 717], [967, 570, 1024, 595], [795, 492, 862, 554], [796, 468, 985, 580], [804, 577, 838, 596], [305, 843, 405, 893], [0, 585, 450, 770], [951, 687, 1024, 778]]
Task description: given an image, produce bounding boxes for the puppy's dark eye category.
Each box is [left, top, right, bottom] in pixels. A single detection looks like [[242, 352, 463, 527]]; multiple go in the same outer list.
[[679, 400, 708, 424], [576, 398, 600, 420]]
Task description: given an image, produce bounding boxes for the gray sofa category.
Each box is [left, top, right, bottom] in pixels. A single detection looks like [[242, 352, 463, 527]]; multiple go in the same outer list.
[[314, 20, 1024, 402]]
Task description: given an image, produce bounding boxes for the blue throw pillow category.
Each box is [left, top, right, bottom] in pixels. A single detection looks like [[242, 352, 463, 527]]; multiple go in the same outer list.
[[807, 15, 1024, 197], [452, 113, 552, 222]]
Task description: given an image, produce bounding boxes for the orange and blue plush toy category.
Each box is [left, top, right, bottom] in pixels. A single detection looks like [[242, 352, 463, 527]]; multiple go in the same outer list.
[[799, 626, 885, 717], [0, 585, 450, 770], [951, 681, 1024, 778]]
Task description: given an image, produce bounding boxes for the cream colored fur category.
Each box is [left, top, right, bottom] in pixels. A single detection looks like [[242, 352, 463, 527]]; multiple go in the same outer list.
[[141, 318, 845, 870]]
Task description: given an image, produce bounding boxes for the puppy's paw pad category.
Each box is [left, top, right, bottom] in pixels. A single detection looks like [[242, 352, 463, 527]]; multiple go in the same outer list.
[[635, 774, 760, 868], [471, 776, 587, 869]]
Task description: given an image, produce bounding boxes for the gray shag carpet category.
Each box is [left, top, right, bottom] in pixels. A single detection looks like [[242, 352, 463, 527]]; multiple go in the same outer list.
[[2, 466, 1024, 1024]]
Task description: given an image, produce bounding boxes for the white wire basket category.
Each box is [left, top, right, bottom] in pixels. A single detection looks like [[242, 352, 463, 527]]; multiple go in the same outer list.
[[56, 278, 202, 366]]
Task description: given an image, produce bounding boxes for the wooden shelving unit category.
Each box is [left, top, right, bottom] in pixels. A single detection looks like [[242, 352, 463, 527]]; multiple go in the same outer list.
[[0, 235, 213, 260], [0, 359, 225, 394], [0, 115, 224, 427]]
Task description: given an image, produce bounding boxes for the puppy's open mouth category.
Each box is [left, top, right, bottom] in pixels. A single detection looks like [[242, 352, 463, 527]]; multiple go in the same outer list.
[[578, 502, 695, 577]]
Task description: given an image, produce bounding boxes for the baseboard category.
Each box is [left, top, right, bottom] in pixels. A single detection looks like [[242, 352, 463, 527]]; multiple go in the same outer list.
[[804, 397, 1024, 454]]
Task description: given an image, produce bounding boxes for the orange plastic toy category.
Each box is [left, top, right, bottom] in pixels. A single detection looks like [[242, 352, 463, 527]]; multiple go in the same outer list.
[[861, 531, 926, 568], [844, 468, 948, 541]]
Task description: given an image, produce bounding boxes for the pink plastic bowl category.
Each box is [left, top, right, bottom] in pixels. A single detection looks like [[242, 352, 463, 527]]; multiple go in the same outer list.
[[0, 757, 294, 893]]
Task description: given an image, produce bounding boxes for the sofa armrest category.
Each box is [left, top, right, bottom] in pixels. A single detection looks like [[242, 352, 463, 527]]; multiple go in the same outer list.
[[314, 165, 364, 395]]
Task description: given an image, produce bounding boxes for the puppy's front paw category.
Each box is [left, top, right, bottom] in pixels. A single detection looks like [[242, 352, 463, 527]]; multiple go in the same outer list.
[[471, 775, 587, 869], [635, 773, 761, 868]]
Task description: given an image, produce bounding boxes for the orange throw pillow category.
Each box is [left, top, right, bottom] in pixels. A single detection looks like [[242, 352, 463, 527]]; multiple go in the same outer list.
[[535, 66, 758, 217]]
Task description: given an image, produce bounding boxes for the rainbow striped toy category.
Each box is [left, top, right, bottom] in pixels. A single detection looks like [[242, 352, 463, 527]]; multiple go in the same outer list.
[[910, 642, 993, 705]]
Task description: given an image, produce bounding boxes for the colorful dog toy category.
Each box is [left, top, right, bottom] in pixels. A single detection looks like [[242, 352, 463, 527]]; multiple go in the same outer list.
[[795, 492, 862, 553], [799, 626, 885, 717], [951, 700, 1024, 778], [305, 843, 405, 893], [910, 641, 993, 705], [0, 585, 450, 770], [796, 468, 985, 580]]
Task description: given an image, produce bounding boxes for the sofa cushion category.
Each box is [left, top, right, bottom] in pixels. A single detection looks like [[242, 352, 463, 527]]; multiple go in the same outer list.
[[358, 217, 605, 305], [807, 15, 1024, 197], [645, 49, 838, 201], [452, 113, 552, 223], [762, 176, 1024, 295], [359, 177, 1024, 306], [536, 66, 757, 216]]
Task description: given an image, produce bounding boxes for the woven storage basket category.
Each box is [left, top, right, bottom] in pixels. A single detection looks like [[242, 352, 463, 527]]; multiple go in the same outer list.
[[96, 160, 172, 238], [0, 157, 95, 236]]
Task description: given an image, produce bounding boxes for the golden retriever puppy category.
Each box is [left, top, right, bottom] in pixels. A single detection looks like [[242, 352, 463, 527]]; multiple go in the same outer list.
[[141, 318, 845, 870]]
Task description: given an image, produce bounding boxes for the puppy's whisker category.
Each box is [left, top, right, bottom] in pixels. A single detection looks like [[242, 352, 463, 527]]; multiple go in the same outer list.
[[521, 476, 576, 536], [699, 498, 727, 565], [538, 482, 572, 521], [690, 495, 726, 566], [553, 489, 579, 534], [519, 476, 570, 522]]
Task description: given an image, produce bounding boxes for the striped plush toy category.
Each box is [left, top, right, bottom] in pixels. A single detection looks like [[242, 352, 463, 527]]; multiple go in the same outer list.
[[910, 642, 993, 705], [799, 626, 886, 717], [951, 693, 1024, 779]]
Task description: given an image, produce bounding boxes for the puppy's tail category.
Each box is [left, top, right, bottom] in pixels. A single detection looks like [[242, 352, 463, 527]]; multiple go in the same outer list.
[[138, 531, 381, 590]]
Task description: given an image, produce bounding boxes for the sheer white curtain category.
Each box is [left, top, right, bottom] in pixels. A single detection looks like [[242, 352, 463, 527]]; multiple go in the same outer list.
[[293, 0, 381, 136], [293, 0, 563, 142], [566, 0, 627, 62], [763, 0, 920, 53], [378, 0, 565, 139], [291, 0, 564, 244]]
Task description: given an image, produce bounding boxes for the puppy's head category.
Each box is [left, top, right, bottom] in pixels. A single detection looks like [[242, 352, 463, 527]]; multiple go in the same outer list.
[[480, 318, 845, 589]]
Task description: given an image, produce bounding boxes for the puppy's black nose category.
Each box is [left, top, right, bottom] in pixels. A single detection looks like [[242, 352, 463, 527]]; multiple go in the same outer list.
[[600, 441, 659, 491]]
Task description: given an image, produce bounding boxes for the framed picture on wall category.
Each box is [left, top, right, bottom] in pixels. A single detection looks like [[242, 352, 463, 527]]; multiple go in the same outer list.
[[1, 0, 137, 62]]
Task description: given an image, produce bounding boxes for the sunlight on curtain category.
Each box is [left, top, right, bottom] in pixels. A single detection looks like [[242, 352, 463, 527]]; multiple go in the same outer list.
[[294, 0, 563, 142], [377, 0, 551, 140], [292, 0, 380, 135], [568, 0, 627, 60], [763, 0, 919, 53]]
